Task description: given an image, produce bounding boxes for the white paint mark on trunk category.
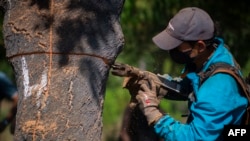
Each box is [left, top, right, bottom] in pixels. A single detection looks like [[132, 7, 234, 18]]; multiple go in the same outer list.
[[21, 57, 31, 99], [21, 57, 48, 107], [34, 70, 48, 107]]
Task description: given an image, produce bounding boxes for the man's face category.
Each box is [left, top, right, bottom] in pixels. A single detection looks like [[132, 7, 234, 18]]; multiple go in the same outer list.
[[168, 42, 196, 64], [176, 42, 199, 58], [169, 42, 193, 64], [168, 40, 207, 65]]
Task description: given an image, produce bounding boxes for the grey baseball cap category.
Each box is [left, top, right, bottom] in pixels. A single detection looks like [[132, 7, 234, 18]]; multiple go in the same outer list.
[[152, 7, 214, 50]]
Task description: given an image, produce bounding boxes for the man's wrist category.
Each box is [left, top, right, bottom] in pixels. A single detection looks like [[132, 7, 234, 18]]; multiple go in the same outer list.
[[144, 107, 163, 125]]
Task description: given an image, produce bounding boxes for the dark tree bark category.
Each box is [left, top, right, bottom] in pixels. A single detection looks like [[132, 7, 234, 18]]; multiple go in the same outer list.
[[2, 0, 124, 140]]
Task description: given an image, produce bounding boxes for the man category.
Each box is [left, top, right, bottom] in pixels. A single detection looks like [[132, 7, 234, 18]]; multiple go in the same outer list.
[[0, 72, 18, 135], [129, 7, 248, 140]]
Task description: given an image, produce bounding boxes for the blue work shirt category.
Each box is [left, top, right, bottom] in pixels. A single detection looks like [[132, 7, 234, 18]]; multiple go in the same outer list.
[[154, 38, 248, 141], [0, 72, 17, 101]]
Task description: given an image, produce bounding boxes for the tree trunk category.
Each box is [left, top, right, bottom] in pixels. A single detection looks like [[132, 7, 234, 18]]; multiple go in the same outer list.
[[3, 0, 124, 140]]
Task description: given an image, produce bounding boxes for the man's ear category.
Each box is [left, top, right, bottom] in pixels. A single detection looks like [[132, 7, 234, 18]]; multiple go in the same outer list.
[[196, 40, 206, 52]]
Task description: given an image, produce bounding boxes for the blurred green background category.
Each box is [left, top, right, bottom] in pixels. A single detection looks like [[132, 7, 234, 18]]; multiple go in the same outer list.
[[1, 0, 250, 141]]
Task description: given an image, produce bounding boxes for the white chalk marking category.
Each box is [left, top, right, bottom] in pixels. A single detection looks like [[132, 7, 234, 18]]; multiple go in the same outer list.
[[21, 57, 31, 99], [34, 70, 48, 107]]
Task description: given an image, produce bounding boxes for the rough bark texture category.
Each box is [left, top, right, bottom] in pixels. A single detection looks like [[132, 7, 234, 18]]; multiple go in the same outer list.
[[3, 0, 124, 140]]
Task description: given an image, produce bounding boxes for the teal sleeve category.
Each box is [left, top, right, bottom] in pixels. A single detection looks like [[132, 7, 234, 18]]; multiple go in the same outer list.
[[154, 73, 248, 141]]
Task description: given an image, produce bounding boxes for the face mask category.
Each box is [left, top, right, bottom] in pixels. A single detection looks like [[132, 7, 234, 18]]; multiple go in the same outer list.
[[169, 48, 193, 64]]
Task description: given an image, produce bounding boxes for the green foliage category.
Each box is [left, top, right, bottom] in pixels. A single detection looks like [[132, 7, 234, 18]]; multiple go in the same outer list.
[[103, 75, 130, 125], [103, 1, 250, 141], [1, 1, 250, 141], [0, 11, 15, 80]]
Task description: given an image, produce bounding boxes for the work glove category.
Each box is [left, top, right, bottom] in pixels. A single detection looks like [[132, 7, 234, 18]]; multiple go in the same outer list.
[[136, 79, 163, 125], [0, 119, 9, 133], [111, 62, 145, 77], [123, 76, 146, 108], [111, 62, 149, 108]]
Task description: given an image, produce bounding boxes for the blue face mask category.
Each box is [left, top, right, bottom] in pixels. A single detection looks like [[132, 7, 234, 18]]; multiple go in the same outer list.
[[169, 48, 194, 64]]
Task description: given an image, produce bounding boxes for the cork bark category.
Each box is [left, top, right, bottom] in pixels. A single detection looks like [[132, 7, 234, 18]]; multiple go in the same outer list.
[[3, 0, 124, 140]]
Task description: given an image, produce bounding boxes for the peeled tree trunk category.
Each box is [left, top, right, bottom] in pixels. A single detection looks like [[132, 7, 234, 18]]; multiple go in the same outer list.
[[3, 0, 124, 140]]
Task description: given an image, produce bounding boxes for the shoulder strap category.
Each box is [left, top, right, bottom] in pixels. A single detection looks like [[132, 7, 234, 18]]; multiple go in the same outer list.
[[199, 63, 250, 102], [199, 63, 250, 125]]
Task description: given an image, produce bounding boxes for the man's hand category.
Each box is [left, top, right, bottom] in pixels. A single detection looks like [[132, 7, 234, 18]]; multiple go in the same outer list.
[[136, 79, 163, 125], [111, 62, 146, 78], [111, 62, 147, 108], [111, 63, 132, 77]]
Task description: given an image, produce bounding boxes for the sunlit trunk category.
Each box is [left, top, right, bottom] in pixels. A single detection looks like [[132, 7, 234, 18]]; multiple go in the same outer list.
[[3, 0, 124, 140]]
